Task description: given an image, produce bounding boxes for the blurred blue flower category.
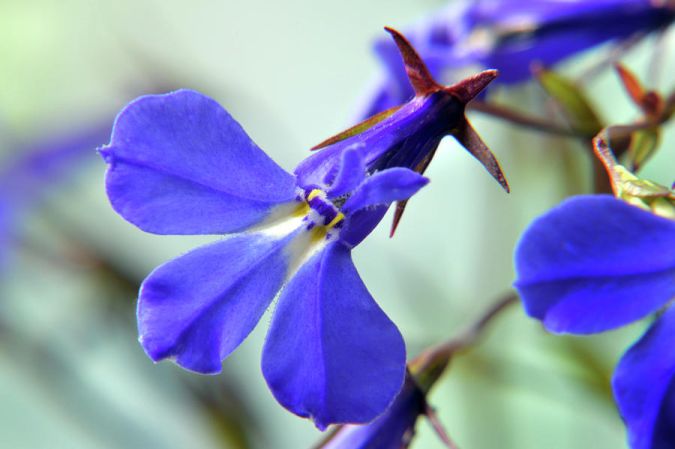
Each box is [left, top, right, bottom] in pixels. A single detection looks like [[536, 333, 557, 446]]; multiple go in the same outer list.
[[362, 0, 674, 117], [514, 194, 675, 448], [100, 29, 508, 429], [0, 123, 109, 264]]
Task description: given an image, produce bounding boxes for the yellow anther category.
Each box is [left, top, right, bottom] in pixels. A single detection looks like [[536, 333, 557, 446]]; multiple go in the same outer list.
[[307, 189, 322, 201], [326, 212, 345, 229], [302, 188, 344, 231]]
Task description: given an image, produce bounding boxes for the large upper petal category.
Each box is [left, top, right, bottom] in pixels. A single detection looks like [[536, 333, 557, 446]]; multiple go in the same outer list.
[[138, 232, 294, 374], [613, 306, 675, 449], [262, 242, 406, 430], [102, 89, 297, 235], [514, 195, 675, 334]]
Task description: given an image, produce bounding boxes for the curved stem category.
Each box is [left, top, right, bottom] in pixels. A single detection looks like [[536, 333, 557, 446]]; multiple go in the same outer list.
[[410, 291, 518, 392], [468, 101, 591, 138]]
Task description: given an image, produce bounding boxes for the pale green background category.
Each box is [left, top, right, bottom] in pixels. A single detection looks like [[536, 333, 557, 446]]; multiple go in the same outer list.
[[1, 1, 673, 448]]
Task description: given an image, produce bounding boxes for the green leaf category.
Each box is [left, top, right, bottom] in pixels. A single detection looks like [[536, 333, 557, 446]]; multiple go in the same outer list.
[[536, 68, 603, 136], [626, 127, 660, 172]]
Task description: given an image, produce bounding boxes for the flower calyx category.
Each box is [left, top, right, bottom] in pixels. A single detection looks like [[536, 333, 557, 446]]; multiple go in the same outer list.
[[310, 27, 509, 236]]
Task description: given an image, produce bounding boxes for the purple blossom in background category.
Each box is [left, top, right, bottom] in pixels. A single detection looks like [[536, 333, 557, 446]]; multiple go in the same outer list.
[[0, 123, 110, 264], [514, 195, 675, 448], [100, 29, 508, 429], [362, 0, 674, 117]]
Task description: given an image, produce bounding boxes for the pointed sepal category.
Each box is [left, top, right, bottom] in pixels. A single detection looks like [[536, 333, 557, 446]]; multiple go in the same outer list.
[[454, 120, 510, 193], [384, 26, 439, 96], [615, 63, 665, 119], [444, 70, 498, 105], [311, 105, 401, 151]]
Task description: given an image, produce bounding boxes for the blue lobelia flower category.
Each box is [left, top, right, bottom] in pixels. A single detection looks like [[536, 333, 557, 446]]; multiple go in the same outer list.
[[100, 28, 508, 429], [514, 192, 675, 448], [362, 0, 674, 117]]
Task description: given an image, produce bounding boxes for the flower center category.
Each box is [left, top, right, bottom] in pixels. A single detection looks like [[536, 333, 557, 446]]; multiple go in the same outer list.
[[281, 189, 346, 278], [304, 189, 344, 230]]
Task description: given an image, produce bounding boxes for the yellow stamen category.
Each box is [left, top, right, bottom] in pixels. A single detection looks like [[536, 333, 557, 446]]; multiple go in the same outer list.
[[303, 188, 344, 233], [326, 212, 344, 229], [307, 189, 322, 201]]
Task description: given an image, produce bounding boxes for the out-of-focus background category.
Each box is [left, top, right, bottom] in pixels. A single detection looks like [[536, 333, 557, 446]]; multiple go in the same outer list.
[[1, 1, 673, 448]]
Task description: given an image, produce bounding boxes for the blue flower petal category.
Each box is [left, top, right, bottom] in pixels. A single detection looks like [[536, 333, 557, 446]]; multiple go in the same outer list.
[[320, 372, 426, 449], [262, 242, 406, 430], [342, 168, 428, 213], [514, 195, 675, 334], [327, 148, 367, 197], [613, 306, 675, 449], [652, 375, 675, 449], [138, 232, 295, 374], [339, 206, 389, 249], [102, 89, 297, 235]]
